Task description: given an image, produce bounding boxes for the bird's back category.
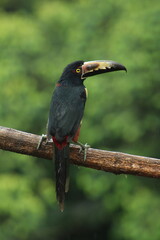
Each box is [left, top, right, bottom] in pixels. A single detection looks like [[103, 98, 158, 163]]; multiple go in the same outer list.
[[48, 85, 86, 142]]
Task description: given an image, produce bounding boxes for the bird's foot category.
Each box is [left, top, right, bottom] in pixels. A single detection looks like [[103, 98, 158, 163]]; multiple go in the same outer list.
[[76, 141, 90, 161], [37, 134, 48, 149]]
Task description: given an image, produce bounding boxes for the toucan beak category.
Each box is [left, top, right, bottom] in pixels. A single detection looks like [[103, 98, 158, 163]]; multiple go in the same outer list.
[[81, 60, 127, 79]]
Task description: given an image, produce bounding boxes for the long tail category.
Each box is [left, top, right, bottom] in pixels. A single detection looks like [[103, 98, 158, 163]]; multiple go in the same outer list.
[[54, 143, 69, 212]]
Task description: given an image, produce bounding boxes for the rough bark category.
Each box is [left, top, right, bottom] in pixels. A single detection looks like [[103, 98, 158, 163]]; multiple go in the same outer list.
[[0, 126, 160, 178]]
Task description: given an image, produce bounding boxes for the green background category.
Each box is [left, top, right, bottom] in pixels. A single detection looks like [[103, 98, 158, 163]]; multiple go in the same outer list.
[[0, 0, 160, 239]]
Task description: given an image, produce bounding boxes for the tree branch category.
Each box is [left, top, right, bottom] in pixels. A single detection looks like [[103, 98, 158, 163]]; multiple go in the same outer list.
[[0, 126, 160, 178]]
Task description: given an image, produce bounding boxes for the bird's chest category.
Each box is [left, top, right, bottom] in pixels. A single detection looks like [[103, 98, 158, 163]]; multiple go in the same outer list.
[[56, 86, 87, 104], [80, 88, 88, 102]]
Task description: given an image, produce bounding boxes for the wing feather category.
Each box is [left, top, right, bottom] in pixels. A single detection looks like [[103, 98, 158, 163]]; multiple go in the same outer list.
[[48, 86, 85, 141]]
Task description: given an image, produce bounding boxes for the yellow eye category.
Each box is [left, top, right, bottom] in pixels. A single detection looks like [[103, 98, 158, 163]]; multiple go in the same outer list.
[[76, 68, 81, 73]]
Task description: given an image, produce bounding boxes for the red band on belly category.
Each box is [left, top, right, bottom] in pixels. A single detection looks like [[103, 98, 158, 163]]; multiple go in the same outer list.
[[52, 136, 68, 149]]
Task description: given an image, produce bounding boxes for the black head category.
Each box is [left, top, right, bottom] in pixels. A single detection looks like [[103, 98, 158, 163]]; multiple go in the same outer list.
[[58, 60, 127, 86], [59, 60, 84, 86]]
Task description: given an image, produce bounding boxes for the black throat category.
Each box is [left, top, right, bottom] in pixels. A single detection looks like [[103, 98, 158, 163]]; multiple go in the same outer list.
[[59, 74, 84, 86]]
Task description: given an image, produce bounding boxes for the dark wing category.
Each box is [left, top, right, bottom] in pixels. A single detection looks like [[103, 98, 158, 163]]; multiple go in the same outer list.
[[48, 86, 86, 141]]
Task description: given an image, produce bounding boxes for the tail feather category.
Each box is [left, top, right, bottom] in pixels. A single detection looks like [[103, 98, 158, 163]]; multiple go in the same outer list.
[[64, 144, 70, 193], [54, 143, 69, 212]]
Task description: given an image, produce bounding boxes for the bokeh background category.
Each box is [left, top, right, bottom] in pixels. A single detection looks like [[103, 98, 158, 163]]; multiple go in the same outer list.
[[0, 0, 160, 239]]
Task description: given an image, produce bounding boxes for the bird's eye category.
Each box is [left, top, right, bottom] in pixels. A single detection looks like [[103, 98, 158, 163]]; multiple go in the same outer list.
[[76, 68, 81, 73]]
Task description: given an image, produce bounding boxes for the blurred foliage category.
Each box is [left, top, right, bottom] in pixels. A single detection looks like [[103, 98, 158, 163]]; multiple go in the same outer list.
[[0, 0, 160, 239]]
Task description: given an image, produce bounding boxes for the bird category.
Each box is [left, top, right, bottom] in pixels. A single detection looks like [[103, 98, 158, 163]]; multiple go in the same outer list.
[[38, 60, 127, 211]]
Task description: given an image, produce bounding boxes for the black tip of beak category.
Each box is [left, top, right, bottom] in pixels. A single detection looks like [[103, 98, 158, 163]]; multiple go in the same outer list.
[[116, 64, 127, 72]]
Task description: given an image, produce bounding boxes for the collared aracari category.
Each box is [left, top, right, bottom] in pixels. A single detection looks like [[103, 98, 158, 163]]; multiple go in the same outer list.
[[38, 60, 126, 211]]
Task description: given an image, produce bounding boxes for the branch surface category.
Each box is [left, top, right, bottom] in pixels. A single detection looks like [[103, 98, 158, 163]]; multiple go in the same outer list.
[[0, 126, 160, 178]]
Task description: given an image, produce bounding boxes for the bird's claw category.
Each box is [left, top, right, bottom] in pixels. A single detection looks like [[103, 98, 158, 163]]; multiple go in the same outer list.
[[37, 134, 47, 149], [79, 143, 90, 161]]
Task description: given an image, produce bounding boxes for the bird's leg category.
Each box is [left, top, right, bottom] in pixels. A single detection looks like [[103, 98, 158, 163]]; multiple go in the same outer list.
[[72, 141, 90, 161], [37, 134, 48, 149]]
